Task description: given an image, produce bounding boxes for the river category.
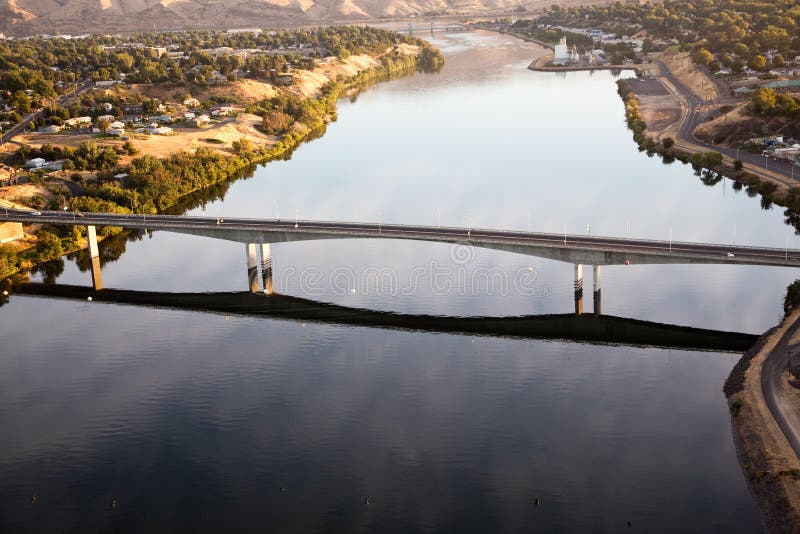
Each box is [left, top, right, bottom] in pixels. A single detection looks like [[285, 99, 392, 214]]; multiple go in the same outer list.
[[0, 30, 791, 532]]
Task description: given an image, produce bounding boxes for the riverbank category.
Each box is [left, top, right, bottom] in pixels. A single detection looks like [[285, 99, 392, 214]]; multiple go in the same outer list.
[[527, 50, 655, 75], [614, 79, 800, 222], [725, 309, 800, 533], [0, 39, 444, 281]]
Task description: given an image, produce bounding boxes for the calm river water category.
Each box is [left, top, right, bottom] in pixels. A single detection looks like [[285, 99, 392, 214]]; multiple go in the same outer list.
[[0, 30, 792, 532]]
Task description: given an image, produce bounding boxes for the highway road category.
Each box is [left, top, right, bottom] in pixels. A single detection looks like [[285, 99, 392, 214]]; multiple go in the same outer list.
[[761, 314, 800, 458], [4, 207, 800, 267], [654, 60, 799, 186]]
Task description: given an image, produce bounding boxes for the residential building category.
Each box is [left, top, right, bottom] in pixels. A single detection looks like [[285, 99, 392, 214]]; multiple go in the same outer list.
[[65, 116, 91, 127], [191, 115, 211, 127], [23, 158, 45, 168]]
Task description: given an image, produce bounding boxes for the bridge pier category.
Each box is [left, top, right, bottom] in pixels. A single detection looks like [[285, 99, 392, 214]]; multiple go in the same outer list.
[[574, 264, 583, 315], [246, 243, 258, 293], [593, 265, 602, 316], [260, 243, 273, 295], [87, 225, 102, 291]]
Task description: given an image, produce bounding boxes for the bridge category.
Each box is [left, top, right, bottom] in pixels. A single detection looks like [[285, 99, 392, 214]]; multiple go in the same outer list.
[[394, 22, 473, 34], [4, 208, 800, 314]]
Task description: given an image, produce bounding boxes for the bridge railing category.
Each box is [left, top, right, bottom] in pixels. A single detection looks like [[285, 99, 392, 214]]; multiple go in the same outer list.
[[3, 209, 800, 254]]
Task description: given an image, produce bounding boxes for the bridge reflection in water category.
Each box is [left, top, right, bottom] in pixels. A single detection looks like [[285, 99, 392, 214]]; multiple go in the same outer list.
[[3, 210, 800, 317], [15, 283, 757, 353]]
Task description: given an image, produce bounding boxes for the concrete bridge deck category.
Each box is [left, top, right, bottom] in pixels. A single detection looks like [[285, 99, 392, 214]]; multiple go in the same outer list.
[[4, 208, 800, 268]]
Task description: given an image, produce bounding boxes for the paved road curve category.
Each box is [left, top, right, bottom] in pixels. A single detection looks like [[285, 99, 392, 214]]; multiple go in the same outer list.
[[5, 207, 800, 267], [654, 60, 799, 187], [762, 316, 800, 458]]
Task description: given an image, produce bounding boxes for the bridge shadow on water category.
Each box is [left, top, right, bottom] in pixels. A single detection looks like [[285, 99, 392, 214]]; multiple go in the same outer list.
[[14, 283, 756, 353]]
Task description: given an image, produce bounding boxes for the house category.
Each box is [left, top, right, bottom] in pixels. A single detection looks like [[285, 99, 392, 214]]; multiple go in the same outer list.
[[110, 121, 125, 129], [0, 222, 24, 244], [134, 125, 172, 135], [97, 114, 115, 123], [100, 102, 113, 112], [183, 97, 201, 108], [37, 124, 61, 133], [184, 112, 196, 120], [65, 116, 91, 127], [23, 157, 46, 168], [148, 115, 172, 123], [191, 115, 211, 127], [107, 127, 125, 136], [203, 70, 229, 84], [123, 104, 144, 114], [95, 80, 121, 88]]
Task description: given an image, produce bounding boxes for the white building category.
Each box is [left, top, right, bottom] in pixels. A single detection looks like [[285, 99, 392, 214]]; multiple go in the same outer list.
[[191, 115, 211, 127], [554, 37, 569, 62], [65, 116, 91, 127], [37, 125, 61, 133], [24, 158, 46, 168]]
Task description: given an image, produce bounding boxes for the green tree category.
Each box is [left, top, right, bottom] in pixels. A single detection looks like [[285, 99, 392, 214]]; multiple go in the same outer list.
[[752, 88, 778, 114], [11, 91, 31, 113], [692, 47, 713, 66], [749, 54, 767, 71], [35, 230, 63, 261], [231, 138, 253, 155]]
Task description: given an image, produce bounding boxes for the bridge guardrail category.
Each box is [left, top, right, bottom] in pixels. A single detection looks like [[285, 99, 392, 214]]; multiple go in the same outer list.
[[3, 209, 800, 255]]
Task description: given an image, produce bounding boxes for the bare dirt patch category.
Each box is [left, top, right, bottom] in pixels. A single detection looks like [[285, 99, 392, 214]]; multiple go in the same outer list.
[[129, 80, 277, 106], [18, 114, 276, 159], [659, 49, 719, 102], [632, 78, 682, 136], [0, 183, 53, 208]]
